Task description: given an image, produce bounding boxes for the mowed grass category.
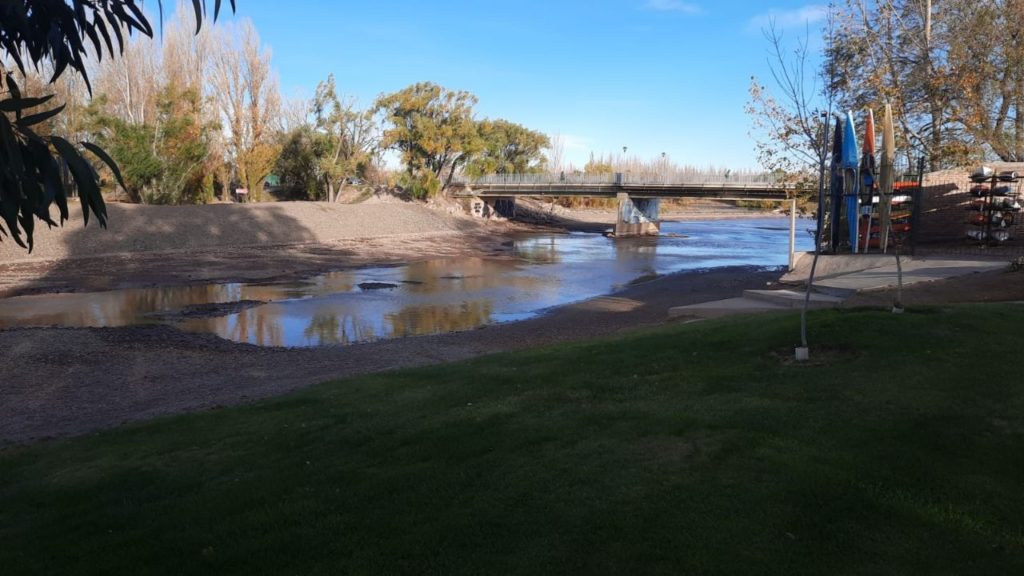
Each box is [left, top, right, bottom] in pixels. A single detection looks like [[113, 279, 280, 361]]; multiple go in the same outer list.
[[2, 305, 1024, 575]]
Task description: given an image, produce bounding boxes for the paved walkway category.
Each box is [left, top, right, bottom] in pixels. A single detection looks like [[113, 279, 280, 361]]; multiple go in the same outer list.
[[668, 253, 1010, 319]]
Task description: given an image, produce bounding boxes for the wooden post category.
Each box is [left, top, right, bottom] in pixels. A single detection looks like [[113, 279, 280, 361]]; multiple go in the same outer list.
[[789, 197, 798, 271]]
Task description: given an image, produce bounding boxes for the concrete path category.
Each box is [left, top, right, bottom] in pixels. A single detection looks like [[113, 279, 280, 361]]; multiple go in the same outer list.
[[778, 254, 1003, 293], [668, 253, 1011, 320]]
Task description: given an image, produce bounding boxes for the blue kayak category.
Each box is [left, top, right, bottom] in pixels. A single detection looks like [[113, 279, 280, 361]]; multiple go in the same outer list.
[[841, 111, 860, 253], [828, 116, 844, 252]]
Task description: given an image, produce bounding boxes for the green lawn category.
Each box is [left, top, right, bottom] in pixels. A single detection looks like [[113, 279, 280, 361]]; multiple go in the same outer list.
[[2, 306, 1023, 575]]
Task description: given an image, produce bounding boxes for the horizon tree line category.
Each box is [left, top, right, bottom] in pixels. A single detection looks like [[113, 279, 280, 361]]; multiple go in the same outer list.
[[5, 3, 557, 206], [5, 1, 761, 212]]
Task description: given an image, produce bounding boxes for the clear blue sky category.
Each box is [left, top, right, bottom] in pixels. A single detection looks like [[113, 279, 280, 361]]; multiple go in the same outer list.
[[216, 1, 828, 171]]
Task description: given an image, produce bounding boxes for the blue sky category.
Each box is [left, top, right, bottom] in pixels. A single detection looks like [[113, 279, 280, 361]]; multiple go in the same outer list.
[[216, 1, 828, 170]]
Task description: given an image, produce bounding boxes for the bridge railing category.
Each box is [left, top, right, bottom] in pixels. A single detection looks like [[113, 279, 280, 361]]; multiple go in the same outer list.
[[459, 171, 783, 187]]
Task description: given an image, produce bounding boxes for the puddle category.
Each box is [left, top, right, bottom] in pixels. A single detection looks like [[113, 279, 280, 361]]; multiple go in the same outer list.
[[0, 218, 814, 346]]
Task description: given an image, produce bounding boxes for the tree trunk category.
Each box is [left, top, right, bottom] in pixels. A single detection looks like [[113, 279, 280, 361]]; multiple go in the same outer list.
[[1016, 75, 1024, 160]]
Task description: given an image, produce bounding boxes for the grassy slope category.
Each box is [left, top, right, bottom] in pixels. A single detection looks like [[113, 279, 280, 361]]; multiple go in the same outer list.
[[2, 306, 1023, 575]]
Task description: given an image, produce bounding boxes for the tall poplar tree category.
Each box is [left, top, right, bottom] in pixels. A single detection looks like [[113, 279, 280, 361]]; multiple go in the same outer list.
[[0, 0, 234, 249]]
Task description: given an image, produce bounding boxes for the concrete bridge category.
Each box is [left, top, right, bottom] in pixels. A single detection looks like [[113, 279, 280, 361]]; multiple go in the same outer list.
[[452, 172, 798, 237]]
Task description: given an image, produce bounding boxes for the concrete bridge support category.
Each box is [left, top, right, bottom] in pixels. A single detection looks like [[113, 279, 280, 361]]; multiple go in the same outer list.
[[470, 196, 517, 219], [614, 192, 661, 237]]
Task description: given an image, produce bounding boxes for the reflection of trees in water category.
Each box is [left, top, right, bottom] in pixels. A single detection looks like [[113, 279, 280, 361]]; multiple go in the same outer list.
[[302, 313, 378, 345], [303, 313, 342, 344], [204, 307, 285, 348], [0, 284, 240, 328], [402, 258, 494, 293], [245, 271, 356, 300], [386, 301, 494, 337], [403, 257, 548, 294]]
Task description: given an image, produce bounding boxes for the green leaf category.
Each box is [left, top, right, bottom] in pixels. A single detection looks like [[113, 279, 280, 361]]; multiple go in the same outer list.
[[27, 138, 68, 223], [0, 95, 55, 112], [215, 0, 238, 21], [17, 104, 66, 128], [0, 183, 27, 249], [0, 114, 26, 182], [82, 141, 127, 193], [18, 206, 34, 252], [51, 136, 107, 229], [191, 0, 203, 31], [5, 73, 21, 100]]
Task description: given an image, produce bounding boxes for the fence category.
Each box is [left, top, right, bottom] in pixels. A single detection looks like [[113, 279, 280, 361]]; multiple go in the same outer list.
[[915, 163, 1024, 258], [460, 171, 782, 187]]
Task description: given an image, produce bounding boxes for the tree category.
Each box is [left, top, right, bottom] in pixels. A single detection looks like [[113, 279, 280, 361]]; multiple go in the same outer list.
[[311, 74, 377, 202], [827, 0, 1024, 168], [946, 0, 1024, 162], [466, 119, 549, 177], [275, 125, 322, 200], [375, 82, 481, 197], [828, 0, 967, 169], [746, 12, 838, 362], [208, 19, 279, 201], [89, 84, 214, 204], [0, 0, 234, 250], [274, 75, 378, 202], [583, 153, 614, 175], [546, 133, 566, 174], [746, 18, 834, 182]]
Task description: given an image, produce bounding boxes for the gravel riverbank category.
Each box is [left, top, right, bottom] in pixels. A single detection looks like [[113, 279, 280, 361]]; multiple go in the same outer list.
[[0, 266, 782, 445]]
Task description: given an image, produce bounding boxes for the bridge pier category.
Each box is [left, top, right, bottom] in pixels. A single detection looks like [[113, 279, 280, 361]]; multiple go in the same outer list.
[[470, 196, 516, 219], [614, 193, 661, 237]]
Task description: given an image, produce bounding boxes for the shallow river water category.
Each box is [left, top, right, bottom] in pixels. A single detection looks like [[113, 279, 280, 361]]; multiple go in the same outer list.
[[0, 218, 813, 347]]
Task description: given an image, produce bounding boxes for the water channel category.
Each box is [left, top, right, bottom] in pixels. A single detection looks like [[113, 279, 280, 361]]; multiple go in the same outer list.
[[0, 218, 814, 347]]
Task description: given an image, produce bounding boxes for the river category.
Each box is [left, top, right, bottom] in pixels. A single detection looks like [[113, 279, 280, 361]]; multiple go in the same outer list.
[[0, 217, 813, 346]]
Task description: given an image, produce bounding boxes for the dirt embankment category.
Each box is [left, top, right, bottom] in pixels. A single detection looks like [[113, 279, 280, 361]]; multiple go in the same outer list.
[[0, 198, 530, 297], [0, 198, 488, 263]]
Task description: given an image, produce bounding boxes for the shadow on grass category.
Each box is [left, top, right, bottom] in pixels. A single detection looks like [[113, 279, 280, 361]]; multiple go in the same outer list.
[[2, 305, 1023, 574]]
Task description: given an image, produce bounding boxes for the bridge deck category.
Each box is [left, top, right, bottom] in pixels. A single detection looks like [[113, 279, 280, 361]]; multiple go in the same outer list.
[[452, 181, 795, 201]]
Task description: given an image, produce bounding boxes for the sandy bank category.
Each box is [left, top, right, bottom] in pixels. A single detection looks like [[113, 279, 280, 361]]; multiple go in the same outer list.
[[0, 198, 491, 263]]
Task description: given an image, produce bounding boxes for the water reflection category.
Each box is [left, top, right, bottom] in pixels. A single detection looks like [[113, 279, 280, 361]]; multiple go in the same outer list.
[[0, 284, 242, 328], [0, 218, 814, 347], [386, 301, 494, 339], [513, 237, 562, 264]]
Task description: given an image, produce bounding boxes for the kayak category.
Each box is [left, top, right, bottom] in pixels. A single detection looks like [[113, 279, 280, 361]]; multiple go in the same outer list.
[[842, 111, 860, 252], [828, 116, 844, 252], [879, 104, 895, 252], [860, 108, 877, 252]]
